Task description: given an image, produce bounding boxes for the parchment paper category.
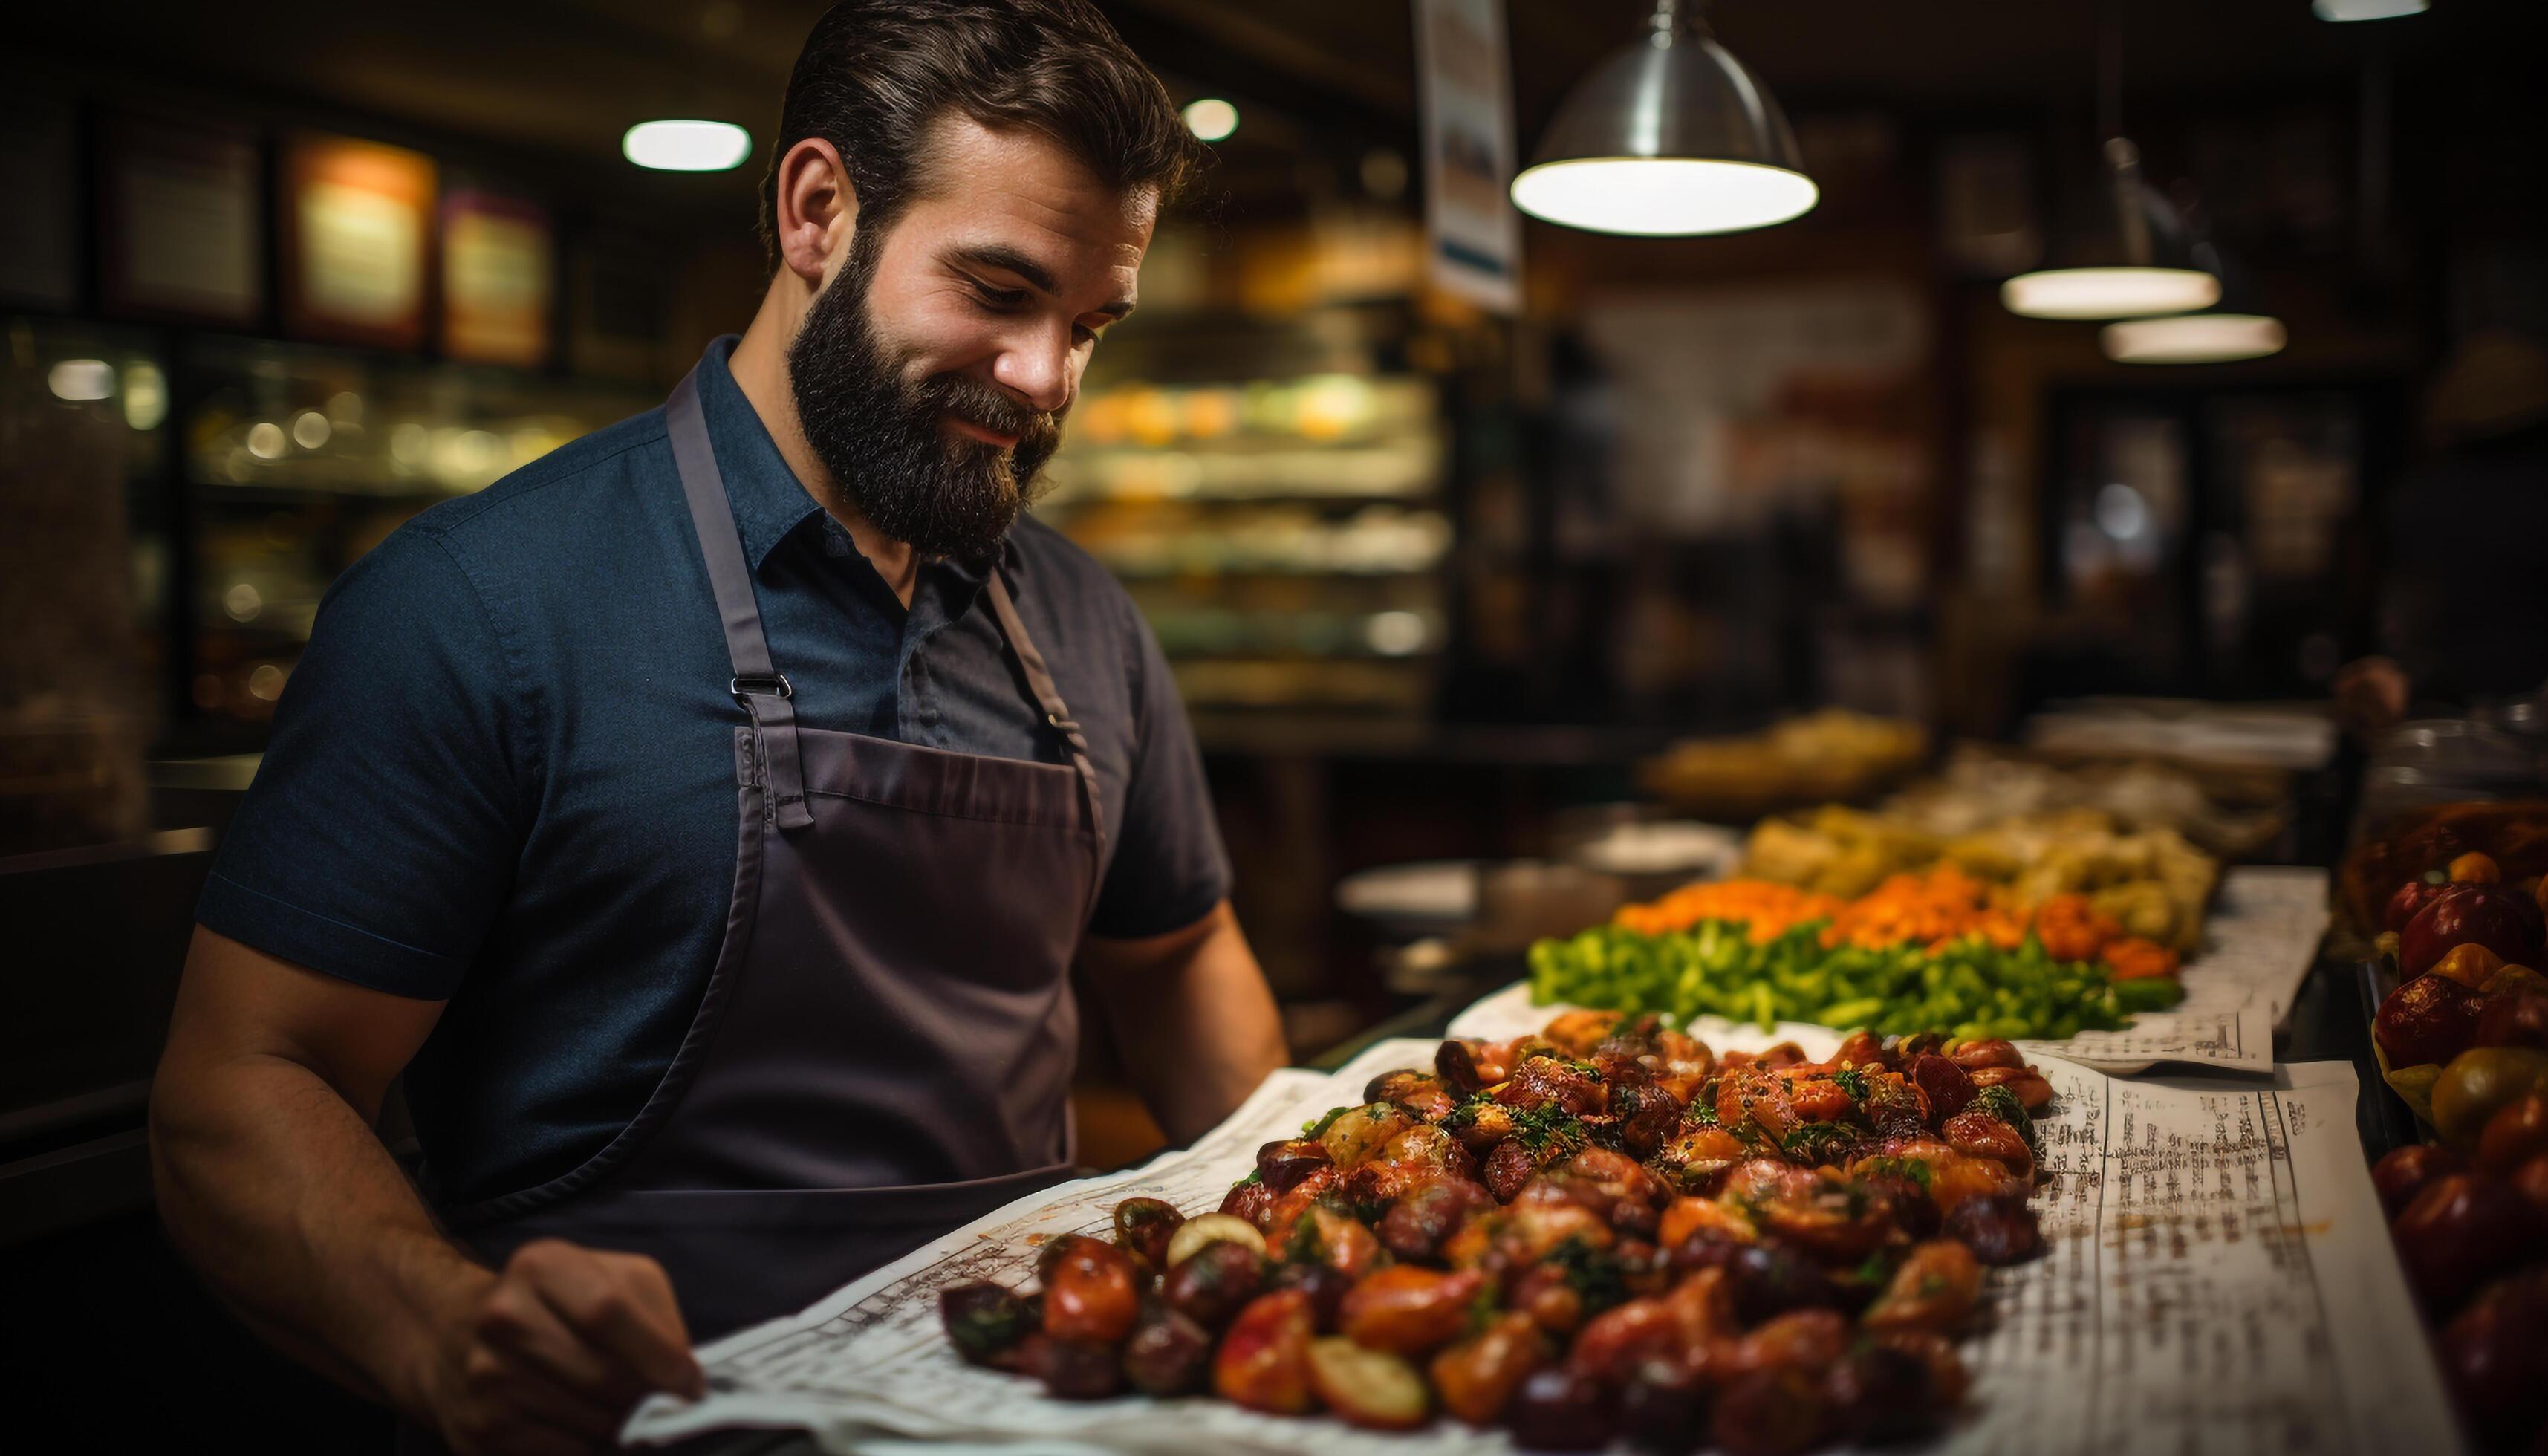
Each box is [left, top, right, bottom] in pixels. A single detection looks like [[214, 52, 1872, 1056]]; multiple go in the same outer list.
[[623, 1037, 2451, 1455]]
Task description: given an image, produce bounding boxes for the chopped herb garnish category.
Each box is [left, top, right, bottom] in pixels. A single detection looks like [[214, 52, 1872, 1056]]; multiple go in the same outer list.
[[1780, 1122, 1856, 1166], [1972, 1085, 2041, 1156], [1544, 1235, 1626, 1316]]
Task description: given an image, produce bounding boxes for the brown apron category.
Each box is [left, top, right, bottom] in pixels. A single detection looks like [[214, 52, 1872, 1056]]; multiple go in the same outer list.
[[441, 368, 1104, 1341]]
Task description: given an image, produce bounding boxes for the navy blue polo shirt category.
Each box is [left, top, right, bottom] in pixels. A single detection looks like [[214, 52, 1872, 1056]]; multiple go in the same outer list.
[[198, 337, 1231, 1206]]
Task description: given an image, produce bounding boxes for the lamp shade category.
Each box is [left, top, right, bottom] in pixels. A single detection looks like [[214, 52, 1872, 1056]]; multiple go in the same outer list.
[[2098, 242, 2286, 363], [2313, 0, 2427, 20], [1509, 5, 1816, 237], [2102, 314, 2287, 363], [2003, 137, 2218, 319]]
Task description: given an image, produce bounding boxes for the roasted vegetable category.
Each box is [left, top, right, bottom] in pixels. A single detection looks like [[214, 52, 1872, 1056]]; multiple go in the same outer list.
[[949, 1011, 2055, 1451], [1213, 1289, 1316, 1414], [1111, 1197, 1185, 1272], [1120, 1302, 1212, 1395], [1431, 1311, 1549, 1426], [1337, 1266, 1484, 1356], [1506, 1366, 1617, 1452], [1165, 1212, 1266, 1270], [1307, 1336, 1430, 1429], [1041, 1237, 1140, 1344], [940, 1282, 1037, 1367]]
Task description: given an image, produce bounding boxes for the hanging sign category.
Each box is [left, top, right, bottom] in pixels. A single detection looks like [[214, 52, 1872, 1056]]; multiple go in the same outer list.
[[1413, 0, 1522, 313]]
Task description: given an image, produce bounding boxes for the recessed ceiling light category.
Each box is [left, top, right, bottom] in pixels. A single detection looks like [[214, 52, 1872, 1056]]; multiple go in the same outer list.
[[622, 119, 753, 172], [1182, 99, 1238, 143]]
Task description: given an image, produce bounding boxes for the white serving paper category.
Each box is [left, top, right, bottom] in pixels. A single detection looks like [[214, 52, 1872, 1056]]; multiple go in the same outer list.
[[1452, 867, 2331, 1076], [623, 1038, 2451, 1456]]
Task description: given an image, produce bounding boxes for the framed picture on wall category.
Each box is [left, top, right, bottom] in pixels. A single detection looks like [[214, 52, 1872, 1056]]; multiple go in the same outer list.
[[441, 188, 553, 368], [98, 112, 265, 328], [279, 132, 436, 351]]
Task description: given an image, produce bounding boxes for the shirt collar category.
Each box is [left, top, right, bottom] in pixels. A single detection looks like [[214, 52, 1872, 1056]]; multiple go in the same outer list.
[[693, 335, 826, 573], [689, 334, 1030, 591]]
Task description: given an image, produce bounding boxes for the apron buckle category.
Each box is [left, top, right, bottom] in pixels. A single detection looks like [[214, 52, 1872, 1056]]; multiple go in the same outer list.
[[732, 673, 795, 701]]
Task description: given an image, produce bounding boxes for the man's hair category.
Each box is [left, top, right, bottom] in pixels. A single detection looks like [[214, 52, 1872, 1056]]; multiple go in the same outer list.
[[758, 0, 1204, 274]]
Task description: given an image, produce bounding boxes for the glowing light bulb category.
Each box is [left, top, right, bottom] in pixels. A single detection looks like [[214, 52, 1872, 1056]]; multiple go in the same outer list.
[[1182, 99, 1238, 143], [622, 120, 753, 172]]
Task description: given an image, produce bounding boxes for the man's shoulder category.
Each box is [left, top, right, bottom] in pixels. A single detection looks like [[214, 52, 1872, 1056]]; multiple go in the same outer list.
[[402, 406, 673, 545]]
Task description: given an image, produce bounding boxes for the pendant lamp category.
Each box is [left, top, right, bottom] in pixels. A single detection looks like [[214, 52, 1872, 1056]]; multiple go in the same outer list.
[[2001, 7, 2218, 319], [2099, 242, 2286, 363], [1509, 0, 1816, 237], [2313, 0, 2427, 20]]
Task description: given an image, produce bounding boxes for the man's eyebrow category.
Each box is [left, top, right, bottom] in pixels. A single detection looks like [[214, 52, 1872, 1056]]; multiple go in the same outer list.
[[947, 243, 1135, 320]]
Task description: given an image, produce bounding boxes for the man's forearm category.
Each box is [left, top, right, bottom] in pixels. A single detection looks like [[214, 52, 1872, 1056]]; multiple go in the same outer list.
[[1087, 903, 1287, 1143], [149, 1051, 488, 1419]]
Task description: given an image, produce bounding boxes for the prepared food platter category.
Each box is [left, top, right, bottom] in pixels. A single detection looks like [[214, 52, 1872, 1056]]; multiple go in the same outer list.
[[625, 1013, 2446, 1455], [1466, 866, 2327, 1075]]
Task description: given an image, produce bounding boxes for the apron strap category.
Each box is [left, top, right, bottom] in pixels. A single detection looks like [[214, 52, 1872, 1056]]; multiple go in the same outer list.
[[984, 570, 1106, 862], [667, 370, 813, 831]]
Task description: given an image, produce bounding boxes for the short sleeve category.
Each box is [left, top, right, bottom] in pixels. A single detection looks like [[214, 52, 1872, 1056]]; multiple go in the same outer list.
[[196, 528, 529, 998], [1085, 602, 1231, 939]]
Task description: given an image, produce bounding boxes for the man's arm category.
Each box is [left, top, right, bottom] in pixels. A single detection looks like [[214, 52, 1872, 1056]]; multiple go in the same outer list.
[[1076, 900, 1287, 1145], [152, 926, 701, 1454]]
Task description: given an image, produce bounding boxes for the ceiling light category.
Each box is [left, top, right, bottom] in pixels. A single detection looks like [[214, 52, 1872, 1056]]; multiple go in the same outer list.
[[1510, 0, 1816, 237], [622, 119, 753, 172], [2003, 262, 2220, 319], [47, 359, 114, 401], [2102, 313, 2288, 363], [2099, 241, 2284, 363], [1182, 99, 1238, 143], [2004, 8, 2219, 320], [2313, 0, 2427, 19]]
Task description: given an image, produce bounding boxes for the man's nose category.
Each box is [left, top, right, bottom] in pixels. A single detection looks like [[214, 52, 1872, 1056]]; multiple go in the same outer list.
[[989, 325, 1073, 415]]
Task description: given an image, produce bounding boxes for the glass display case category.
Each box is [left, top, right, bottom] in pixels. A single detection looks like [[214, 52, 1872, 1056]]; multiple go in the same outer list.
[[6, 317, 175, 720], [1039, 308, 1452, 718], [175, 337, 654, 744]]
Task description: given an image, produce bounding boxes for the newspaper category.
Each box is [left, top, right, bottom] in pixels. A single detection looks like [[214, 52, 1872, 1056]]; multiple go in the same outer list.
[[623, 1038, 2452, 1455], [1451, 867, 2330, 1076]]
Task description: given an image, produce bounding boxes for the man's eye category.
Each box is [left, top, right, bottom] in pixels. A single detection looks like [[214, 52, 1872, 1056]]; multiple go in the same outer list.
[[972, 285, 1028, 309]]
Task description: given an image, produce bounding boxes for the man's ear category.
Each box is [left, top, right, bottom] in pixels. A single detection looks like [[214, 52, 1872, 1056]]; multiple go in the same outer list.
[[773, 137, 858, 286]]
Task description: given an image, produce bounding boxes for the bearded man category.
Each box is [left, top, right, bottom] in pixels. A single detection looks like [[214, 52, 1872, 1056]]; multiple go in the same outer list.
[[147, 4, 1285, 1450]]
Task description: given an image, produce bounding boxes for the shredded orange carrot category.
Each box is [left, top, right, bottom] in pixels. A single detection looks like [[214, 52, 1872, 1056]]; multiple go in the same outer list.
[[1613, 880, 1845, 941], [1620, 866, 2147, 967], [2100, 937, 2180, 981]]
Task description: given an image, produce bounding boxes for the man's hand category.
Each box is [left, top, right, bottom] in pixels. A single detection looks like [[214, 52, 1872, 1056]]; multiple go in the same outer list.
[[425, 1240, 705, 1456]]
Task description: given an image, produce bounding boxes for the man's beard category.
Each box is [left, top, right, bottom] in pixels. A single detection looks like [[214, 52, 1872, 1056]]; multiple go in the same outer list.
[[785, 247, 1062, 565]]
